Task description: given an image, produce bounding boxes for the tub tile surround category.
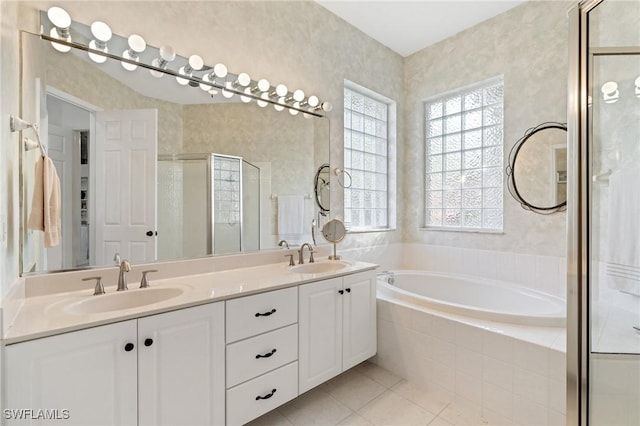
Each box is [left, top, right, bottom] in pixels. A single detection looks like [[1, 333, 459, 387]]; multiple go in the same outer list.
[[374, 298, 566, 426], [402, 243, 567, 300]]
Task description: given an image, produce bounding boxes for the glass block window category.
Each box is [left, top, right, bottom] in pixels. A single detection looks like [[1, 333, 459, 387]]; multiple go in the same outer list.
[[213, 156, 240, 225], [424, 77, 504, 231], [344, 86, 390, 229]]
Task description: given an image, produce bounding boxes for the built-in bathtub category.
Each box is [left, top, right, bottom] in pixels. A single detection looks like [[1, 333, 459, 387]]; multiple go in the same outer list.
[[377, 270, 566, 327], [373, 270, 567, 425]]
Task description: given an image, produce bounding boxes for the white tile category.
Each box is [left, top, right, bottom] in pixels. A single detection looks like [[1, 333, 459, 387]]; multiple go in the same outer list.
[[246, 409, 293, 426], [391, 379, 452, 416], [482, 355, 513, 391], [547, 349, 566, 382], [337, 413, 373, 425], [455, 322, 483, 352], [477, 250, 497, 280], [355, 361, 403, 389], [455, 347, 482, 379], [548, 409, 566, 426], [412, 330, 434, 362], [514, 367, 549, 406], [454, 371, 482, 406], [460, 248, 480, 277], [514, 253, 536, 289], [557, 260, 567, 298], [482, 382, 513, 420], [481, 407, 513, 426], [278, 387, 352, 426], [377, 299, 393, 322], [432, 337, 456, 368], [412, 310, 434, 335], [513, 395, 549, 426], [482, 331, 513, 363], [535, 255, 559, 296], [321, 369, 387, 411], [496, 251, 516, 284], [358, 390, 437, 425], [514, 340, 549, 376], [390, 303, 413, 328], [427, 417, 453, 426], [548, 379, 566, 414], [439, 400, 486, 426], [432, 316, 456, 343], [440, 246, 462, 274], [432, 360, 455, 393]]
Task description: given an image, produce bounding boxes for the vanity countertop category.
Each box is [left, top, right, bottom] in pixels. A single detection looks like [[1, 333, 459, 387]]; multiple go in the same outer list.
[[3, 260, 377, 345]]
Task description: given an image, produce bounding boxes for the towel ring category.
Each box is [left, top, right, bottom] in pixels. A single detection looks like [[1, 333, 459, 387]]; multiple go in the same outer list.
[[333, 168, 352, 188]]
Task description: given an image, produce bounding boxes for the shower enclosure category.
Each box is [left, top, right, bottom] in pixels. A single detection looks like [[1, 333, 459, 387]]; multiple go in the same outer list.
[[157, 153, 260, 259], [568, 1, 640, 424]]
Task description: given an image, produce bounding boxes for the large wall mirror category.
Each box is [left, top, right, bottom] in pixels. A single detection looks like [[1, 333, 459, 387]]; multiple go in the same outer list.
[[20, 17, 329, 274]]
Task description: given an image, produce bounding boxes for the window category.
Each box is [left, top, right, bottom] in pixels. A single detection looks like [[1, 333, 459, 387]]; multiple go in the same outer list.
[[424, 76, 504, 231], [344, 83, 395, 231]]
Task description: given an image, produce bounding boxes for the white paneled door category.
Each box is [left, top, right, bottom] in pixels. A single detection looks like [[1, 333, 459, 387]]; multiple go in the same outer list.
[[95, 109, 157, 265]]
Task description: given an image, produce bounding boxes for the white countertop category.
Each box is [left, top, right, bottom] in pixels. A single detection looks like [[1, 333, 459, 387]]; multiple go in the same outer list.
[[3, 259, 377, 345]]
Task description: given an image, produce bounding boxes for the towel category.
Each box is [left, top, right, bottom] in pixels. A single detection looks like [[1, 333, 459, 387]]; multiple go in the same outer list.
[[605, 168, 640, 296], [27, 155, 61, 248], [277, 195, 305, 242]]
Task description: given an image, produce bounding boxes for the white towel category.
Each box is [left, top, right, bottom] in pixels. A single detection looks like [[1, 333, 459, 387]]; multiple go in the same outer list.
[[606, 168, 640, 296], [27, 155, 61, 248], [277, 195, 305, 240]]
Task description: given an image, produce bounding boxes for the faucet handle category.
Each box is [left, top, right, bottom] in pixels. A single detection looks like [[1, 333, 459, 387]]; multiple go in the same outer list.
[[140, 270, 158, 288], [284, 254, 295, 267], [113, 252, 121, 265], [82, 276, 105, 295], [309, 250, 316, 264]]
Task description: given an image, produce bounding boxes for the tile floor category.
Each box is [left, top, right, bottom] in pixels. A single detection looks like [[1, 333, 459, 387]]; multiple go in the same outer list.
[[247, 361, 492, 426]]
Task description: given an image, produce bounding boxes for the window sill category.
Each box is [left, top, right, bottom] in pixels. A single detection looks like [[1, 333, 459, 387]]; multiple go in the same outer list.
[[347, 227, 397, 234], [419, 226, 504, 235]]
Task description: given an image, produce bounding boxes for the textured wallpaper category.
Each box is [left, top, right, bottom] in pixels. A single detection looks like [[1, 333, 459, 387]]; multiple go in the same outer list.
[[403, 1, 570, 257]]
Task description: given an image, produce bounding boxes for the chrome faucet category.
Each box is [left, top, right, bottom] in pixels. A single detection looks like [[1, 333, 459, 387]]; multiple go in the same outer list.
[[278, 239, 290, 249], [117, 260, 131, 291], [298, 243, 315, 264]]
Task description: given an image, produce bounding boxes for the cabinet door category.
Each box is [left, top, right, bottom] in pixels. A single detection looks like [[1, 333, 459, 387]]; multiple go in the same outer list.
[[298, 278, 343, 393], [342, 271, 377, 370], [138, 303, 225, 426], [5, 321, 138, 426]]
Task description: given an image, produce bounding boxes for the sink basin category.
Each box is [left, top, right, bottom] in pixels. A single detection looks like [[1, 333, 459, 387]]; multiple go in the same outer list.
[[65, 287, 184, 315], [290, 261, 349, 274]]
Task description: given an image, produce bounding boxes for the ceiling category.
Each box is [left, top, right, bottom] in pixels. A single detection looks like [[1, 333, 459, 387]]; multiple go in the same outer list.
[[315, 1, 527, 57]]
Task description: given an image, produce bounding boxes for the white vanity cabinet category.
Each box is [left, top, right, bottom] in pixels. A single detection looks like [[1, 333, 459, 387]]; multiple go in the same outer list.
[[5, 302, 225, 426], [298, 270, 377, 393]]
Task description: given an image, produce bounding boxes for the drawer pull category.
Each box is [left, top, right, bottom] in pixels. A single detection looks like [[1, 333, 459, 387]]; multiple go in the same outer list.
[[345, 288, 351, 293], [338, 289, 344, 295], [255, 348, 277, 359], [255, 389, 277, 400], [255, 308, 277, 317]]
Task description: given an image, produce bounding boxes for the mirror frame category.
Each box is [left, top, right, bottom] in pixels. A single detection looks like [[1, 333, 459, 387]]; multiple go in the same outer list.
[[506, 121, 568, 214], [321, 218, 347, 244], [314, 163, 330, 215]]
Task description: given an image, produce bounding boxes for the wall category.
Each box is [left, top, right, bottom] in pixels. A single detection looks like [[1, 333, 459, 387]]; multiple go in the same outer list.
[[403, 1, 569, 258]]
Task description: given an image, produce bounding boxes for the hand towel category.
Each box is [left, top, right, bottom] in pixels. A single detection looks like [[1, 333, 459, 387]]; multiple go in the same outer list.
[[606, 168, 640, 296], [277, 195, 305, 239], [27, 155, 61, 248]]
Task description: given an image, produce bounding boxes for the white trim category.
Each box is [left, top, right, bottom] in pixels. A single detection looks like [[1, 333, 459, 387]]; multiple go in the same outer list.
[[46, 86, 103, 112]]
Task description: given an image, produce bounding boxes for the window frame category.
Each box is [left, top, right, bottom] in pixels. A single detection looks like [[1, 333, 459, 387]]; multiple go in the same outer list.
[[343, 80, 396, 233], [422, 75, 505, 233]]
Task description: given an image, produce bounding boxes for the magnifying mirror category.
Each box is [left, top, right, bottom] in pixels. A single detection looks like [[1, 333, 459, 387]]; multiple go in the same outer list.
[[322, 219, 347, 260]]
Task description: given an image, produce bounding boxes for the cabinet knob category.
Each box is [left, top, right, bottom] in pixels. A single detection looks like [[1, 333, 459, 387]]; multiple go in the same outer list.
[[144, 338, 154, 347], [255, 389, 277, 400], [255, 308, 276, 317], [345, 288, 351, 293], [338, 290, 344, 295], [124, 343, 135, 352], [255, 348, 277, 359]]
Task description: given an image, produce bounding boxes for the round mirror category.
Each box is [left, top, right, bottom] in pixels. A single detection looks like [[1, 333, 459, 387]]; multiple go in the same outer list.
[[506, 122, 567, 214], [314, 163, 330, 214], [322, 218, 347, 243]]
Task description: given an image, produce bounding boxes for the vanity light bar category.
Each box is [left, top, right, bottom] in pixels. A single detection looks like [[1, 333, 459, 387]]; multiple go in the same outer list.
[[44, 6, 332, 118]]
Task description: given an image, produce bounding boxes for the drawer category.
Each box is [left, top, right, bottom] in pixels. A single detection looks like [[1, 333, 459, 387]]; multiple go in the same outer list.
[[227, 324, 298, 388], [226, 361, 298, 426], [226, 287, 297, 343]]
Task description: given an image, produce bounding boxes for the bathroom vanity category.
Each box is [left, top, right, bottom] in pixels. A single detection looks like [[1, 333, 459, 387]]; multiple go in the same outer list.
[[2, 260, 377, 426]]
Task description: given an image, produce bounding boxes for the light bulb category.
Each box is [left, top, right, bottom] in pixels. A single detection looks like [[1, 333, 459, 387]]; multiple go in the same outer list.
[[601, 81, 619, 104], [257, 92, 269, 108], [237, 73, 251, 87], [188, 54, 204, 71], [635, 76, 640, 97], [122, 34, 146, 71], [88, 21, 111, 63], [214, 63, 228, 78], [321, 101, 333, 112], [307, 96, 319, 108], [150, 45, 176, 78], [241, 87, 252, 103], [274, 97, 286, 112], [49, 28, 71, 53], [47, 6, 71, 28], [293, 89, 305, 102], [257, 79, 270, 92], [176, 54, 203, 85], [273, 84, 286, 97], [222, 81, 234, 98], [289, 107, 299, 116], [200, 74, 214, 91]]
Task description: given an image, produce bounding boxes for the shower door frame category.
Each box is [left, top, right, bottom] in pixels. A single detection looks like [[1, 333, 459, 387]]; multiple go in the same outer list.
[[568, 1, 640, 424]]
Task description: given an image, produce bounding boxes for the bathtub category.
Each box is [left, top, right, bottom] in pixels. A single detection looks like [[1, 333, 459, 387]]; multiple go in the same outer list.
[[377, 270, 566, 327]]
